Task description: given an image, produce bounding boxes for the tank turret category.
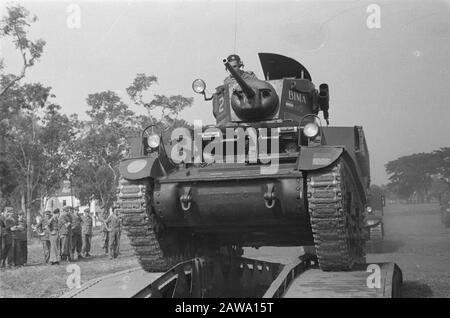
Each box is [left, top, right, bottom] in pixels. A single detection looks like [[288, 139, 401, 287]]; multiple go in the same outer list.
[[193, 53, 331, 127], [223, 59, 279, 121]]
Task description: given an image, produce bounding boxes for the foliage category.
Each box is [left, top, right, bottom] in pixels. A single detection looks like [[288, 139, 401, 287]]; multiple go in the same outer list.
[[71, 91, 142, 215], [126, 73, 193, 129], [0, 4, 46, 96], [70, 74, 193, 215], [0, 82, 76, 239], [0, 4, 46, 219], [385, 148, 450, 201]]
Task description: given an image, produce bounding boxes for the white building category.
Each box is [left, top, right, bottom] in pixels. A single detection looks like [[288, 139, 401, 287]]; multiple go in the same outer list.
[[43, 181, 80, 212], [42, 181, 105, 226]]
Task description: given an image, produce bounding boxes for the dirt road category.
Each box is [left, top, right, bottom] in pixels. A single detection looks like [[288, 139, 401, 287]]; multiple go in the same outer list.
[[245, 203, 450, 298], [367, 203, 450, 297]]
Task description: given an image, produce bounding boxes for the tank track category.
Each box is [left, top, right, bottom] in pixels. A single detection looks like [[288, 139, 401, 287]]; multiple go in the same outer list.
[[117, 179, 193, 272], [368, 222, 383, 253], [307, 158, 366, 271]]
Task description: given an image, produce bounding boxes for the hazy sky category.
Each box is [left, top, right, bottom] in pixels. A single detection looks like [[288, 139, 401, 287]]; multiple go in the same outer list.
[[1, 0, 449, 185]]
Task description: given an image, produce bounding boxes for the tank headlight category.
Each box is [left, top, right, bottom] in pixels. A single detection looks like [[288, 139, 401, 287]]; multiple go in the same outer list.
[[147, 134, 160, 148], [303, 123, 319, 138], [366, 206, 373, 213], [192, 79, 206, 94]]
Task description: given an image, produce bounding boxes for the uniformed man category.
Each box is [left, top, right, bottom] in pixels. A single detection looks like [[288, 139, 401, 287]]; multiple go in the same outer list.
[[48, 209, 60, 265], [70, 208, 83, 260], [0, 213, 3, 265], [7, 210, 22, 267], [1, 208, 14, 267], [99, 211, 109, 254], [59, 206, 72, 261], [0, 210, 7, 268], [36, 211, 52, 264], [81, 208, 93, 257], [223, 54, 258, 86], [15, 212, 27, 266], [106, 208, 121, 259]]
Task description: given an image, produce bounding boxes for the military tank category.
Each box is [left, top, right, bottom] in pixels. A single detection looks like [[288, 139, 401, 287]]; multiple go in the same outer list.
[[366, 186, 385, 252], [117, 53, 372, 272]]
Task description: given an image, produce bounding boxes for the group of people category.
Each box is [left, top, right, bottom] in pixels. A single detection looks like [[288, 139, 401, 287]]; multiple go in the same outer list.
[[34, 206, 94, 265], [0, 204, 123, 268], [0, 207, 27, 268]]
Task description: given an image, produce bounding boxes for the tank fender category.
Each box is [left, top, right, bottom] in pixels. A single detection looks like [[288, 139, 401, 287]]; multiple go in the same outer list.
[[296, 146, 343, 171], [119, 156, 166, 181]]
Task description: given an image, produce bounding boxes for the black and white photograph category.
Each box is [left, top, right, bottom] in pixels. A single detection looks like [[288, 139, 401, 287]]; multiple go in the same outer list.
[[0, 0, 449, 300]]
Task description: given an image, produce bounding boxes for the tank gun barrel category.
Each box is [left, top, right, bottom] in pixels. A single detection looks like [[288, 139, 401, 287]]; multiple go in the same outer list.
[[223, 59, 255, 99]]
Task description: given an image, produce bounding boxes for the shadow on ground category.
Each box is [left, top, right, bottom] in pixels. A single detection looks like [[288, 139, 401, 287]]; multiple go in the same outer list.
[[396, 208, 441, 216], [379, 239, 405, 253], [402, 281, 434, 298], [367, 239, 405, 254]]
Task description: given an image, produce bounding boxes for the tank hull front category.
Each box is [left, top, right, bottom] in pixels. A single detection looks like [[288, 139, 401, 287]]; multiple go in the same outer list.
[[152, 162, 314, 247]]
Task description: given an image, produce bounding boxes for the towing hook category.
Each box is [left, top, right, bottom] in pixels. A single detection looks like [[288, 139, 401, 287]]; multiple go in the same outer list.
[[180, 187, 192, 212], [180, 194, 191, 211], [264, 184, 276, 209]]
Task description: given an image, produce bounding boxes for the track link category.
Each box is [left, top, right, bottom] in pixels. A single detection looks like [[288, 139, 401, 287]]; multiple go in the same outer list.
[[117, 179, 192, 272], [307, 159, 366, 271]]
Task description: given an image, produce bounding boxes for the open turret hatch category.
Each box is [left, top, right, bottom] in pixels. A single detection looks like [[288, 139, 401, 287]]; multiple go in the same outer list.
[[258, 53, 312, 81]]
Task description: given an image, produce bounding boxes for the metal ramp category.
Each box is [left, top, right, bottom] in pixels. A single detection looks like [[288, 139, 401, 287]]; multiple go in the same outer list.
[[282, 262, 402, 298], [131, 254, 402, 298], [62, 254, 402, 298], [61, 267, 163, 298]]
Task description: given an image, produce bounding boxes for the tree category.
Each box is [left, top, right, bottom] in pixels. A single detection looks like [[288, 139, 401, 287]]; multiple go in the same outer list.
[[2, 84, 74, 238], [430, 148, 450, 186], [71, 74, 194, 216], [0, 5, 45, 96], [385, 152, 435, 202], [71, 91, 138, 215], [0, 159, 19, 209], [385, 148, 450, 202], [126, 73, 193, 130], [0, 4, 46, 211], [39, 103, 78, 199]]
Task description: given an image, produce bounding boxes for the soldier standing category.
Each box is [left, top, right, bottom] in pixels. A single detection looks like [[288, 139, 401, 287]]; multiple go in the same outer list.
[[99, 212, 109, 254], [0, 211, 5, 265], [59, 206, 72, 262], [16, 212, 27, 265], [71, 208, 83, 260], [36, 211, 52, 264], [8, 211, 22, 267], [1, 209, 14, 267], [81, 208, 93, 257], [106, 208, 121, 259], [48, 209, 60, 265], [0, 210, 6, 268]]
